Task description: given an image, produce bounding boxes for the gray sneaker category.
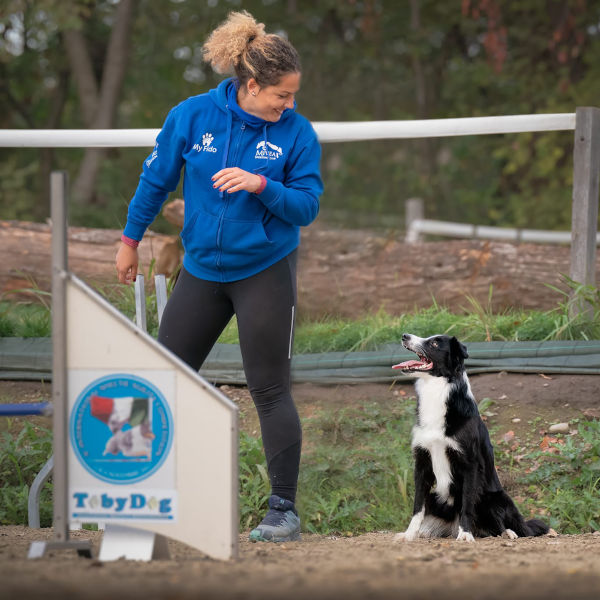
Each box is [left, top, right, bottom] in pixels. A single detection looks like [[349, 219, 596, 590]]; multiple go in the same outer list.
[[249, 495, 301, 543]]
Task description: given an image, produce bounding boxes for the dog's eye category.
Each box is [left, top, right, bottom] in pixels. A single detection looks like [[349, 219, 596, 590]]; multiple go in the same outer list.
[[431, 340, 438, 347]]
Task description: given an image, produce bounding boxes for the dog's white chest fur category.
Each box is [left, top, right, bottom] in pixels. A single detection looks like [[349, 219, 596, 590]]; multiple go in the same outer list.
[[412, 377, 461, 501]]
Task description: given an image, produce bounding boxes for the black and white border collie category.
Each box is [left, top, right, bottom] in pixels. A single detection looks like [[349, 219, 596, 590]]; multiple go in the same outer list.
[[393, 333, 549, 543]]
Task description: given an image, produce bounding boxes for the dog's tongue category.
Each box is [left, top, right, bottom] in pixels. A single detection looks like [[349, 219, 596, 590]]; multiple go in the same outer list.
[[392, 359, 428, 370]]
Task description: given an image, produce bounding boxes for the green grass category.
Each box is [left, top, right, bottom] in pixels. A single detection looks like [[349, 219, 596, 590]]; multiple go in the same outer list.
[[0, 422, 53, 527], [517, 420, 600, 533], [238, 399, 600, 535], [298, 401, 414, 534], [2, 276, 598, 347], [4, 399, 599, 535], [0, 302, 51, 338]]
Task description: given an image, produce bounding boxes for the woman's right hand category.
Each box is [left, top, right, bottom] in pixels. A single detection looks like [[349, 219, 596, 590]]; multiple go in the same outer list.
[[116, 243, 139, 284]]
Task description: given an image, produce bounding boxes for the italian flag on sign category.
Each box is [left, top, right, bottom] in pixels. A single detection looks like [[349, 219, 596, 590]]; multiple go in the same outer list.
[[90, 395, 150, 426]]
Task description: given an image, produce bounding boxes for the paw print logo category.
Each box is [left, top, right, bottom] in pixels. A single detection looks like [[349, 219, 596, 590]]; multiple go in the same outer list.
[[202, 132, 214, 147]]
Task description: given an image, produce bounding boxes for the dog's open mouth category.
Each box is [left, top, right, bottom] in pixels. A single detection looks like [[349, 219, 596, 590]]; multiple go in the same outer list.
[[392, 352, 433, 372]]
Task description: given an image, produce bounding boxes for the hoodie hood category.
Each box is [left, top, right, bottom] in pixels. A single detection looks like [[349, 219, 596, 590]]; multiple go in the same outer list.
[[208, 78, 296, 127], [209, 77, 297, 185]]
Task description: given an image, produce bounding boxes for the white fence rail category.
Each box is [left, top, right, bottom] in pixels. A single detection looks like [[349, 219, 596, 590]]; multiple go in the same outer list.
[[0, 113, 577, 147], [0, 108, 598, 290], [406, 217, 600, 245]]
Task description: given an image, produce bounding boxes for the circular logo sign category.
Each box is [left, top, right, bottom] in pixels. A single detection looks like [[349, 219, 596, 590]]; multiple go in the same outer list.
[[70, 374, 174, 484]]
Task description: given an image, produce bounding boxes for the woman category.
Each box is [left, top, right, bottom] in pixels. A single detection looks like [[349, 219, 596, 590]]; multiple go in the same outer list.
[[115, 10, 322, 543]]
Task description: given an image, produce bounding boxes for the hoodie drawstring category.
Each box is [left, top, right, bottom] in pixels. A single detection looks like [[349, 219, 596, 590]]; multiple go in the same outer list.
[[220, 107, 233, 199], [261, 124, 269, 172]]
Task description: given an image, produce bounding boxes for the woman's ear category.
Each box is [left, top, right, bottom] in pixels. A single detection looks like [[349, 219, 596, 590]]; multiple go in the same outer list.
[[247, 78, 259, 97]]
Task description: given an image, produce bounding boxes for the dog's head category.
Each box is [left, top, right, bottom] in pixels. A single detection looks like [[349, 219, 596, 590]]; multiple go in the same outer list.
[[392, 333, 468, 379]]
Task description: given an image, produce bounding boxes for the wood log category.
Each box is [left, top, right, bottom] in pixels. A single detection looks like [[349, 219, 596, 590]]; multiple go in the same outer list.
[[2, 216, 599, 318], [162, 200, 599, 316], [0, 219, 181, 298], [296, 228, 600, 318]]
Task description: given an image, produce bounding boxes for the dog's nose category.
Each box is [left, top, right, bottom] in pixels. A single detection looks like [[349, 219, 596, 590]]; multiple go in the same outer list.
[[402, 333, 410, 342]]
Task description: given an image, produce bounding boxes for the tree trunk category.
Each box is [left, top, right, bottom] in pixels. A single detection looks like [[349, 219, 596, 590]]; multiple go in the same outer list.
[[66, 0, 137, 205], [409, 0, 436, 180], [37, 68, 70, 221], [62, 30, 98, 126]]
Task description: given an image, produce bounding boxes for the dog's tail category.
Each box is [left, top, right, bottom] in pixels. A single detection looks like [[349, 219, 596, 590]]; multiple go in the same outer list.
[[503, 496, 549, 537], [509, 515, 549, 537], [522, 518, 549, 537]]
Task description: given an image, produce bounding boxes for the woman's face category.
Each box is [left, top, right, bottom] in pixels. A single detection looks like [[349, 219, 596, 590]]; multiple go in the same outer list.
[[243, 72, 301, 122]]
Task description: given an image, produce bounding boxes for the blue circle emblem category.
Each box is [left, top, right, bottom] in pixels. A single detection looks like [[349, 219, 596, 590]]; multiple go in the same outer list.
[[70, 374, 174, 484]]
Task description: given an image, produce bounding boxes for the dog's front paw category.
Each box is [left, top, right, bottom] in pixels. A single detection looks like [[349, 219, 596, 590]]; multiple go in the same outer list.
[[393, 530, 419, 543], [456, 528, 475, 543], [502, 529, 518, 540]]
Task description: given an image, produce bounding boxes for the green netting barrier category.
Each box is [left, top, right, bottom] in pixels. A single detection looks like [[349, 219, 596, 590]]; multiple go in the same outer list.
[[2, 338, 600, 384]]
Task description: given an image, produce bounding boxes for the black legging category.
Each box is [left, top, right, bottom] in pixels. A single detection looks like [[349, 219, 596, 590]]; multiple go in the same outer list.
[[158, 250, 301, 503]]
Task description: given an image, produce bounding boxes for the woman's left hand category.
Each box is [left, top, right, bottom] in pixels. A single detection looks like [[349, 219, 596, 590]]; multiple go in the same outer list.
[[212, 167, 262, 194]]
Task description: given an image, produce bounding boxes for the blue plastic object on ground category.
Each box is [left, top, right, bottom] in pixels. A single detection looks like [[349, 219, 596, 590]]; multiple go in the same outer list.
[[0, 402, 52, 417]]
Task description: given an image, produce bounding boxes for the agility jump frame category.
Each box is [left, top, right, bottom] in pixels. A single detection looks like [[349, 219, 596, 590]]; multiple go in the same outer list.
[[28, 172, 238, 561]]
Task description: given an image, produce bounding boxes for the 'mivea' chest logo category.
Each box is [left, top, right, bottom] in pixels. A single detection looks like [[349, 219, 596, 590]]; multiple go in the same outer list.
[[193, 132, 217, 153], [255, 141, 283, 160]]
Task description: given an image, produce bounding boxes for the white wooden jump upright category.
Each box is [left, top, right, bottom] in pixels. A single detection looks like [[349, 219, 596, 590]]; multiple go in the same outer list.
[[28, 172, 238, 562]]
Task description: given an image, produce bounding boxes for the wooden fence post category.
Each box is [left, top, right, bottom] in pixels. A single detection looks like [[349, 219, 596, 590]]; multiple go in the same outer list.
[[570, 107, 600, 293]]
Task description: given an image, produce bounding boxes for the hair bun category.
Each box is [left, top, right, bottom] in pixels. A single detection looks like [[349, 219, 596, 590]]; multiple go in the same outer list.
[[202, 10, 265, 74]]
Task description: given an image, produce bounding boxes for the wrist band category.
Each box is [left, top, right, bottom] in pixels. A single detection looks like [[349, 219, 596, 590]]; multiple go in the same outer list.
[[121, 234, 140, 249], [255, 174, 267, 194]]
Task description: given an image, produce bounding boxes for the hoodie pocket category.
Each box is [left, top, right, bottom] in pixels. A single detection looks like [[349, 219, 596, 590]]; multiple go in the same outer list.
[[219, 217, 273, 266], [180, 208, 274, 269], [180, 209, 219, 260]]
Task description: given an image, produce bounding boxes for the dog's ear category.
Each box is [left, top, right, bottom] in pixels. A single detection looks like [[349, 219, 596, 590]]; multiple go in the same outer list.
[[450, 336, 469, 360]]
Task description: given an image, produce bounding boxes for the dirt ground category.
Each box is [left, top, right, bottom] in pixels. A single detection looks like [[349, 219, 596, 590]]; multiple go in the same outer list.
[[1, 373, 600, 600], [1, 525, 600, 600], [2, 222, 600, 599]]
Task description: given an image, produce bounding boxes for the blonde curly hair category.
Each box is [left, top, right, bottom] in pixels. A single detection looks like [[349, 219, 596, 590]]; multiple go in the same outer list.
[[202, 10, 300, 87]]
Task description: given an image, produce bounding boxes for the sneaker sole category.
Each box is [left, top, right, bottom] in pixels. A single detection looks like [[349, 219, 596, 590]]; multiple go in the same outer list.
[[249, 530, 301, 543]]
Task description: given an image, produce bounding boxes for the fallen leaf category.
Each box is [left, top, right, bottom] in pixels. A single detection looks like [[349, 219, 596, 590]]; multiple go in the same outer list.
[[540, 436, 564, 453], [501, 430, 515, 444], [540, 435, 554, 448], [539, 373, 553, 380]]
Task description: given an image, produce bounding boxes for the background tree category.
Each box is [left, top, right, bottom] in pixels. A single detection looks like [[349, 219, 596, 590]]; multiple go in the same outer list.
[[1, 0, 599, 231], [64, 0, 136, 206]]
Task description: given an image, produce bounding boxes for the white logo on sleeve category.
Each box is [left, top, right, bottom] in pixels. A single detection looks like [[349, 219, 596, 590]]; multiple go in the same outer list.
[[192, 133, 217, 153], [145, 143, 159, 167], [255, 141, 283, 160]]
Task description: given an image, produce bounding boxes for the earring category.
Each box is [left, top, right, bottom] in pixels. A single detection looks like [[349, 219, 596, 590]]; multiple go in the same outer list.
[[251, 91, 256, 96]]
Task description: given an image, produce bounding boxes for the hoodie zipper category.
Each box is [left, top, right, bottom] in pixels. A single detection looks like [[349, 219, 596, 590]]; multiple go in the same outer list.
[[216, 121, 246, 275]]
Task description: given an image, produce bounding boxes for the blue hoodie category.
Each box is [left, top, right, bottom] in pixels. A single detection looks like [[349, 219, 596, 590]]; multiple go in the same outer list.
[[123, 78, 323, 282]]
